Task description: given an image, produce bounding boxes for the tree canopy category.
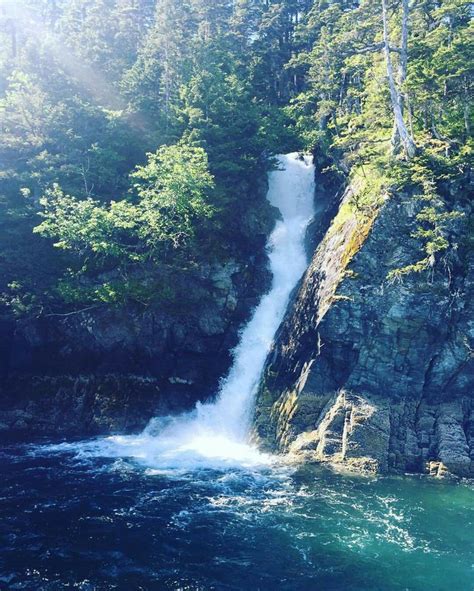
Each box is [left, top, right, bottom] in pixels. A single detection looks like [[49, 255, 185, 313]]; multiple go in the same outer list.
[[0, 0, 471, 313]]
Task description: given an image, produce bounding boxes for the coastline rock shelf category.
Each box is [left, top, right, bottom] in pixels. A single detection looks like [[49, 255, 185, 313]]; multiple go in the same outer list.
[[254, 181, 474, 479]]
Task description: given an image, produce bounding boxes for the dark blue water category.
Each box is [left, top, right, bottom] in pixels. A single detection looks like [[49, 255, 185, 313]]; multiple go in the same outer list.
[[1, 440, 473, 591]]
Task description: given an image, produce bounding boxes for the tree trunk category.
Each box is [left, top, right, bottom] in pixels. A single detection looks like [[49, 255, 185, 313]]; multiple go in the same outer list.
[[381, 0, 416, 158], [399, 0, 409, 97], [392, 0, 410, 148], [463, 79, 471, 137]]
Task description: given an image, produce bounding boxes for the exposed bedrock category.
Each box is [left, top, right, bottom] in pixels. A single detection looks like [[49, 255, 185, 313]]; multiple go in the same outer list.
[[254, 180, 474, 478], [0, 255, 273, 436]]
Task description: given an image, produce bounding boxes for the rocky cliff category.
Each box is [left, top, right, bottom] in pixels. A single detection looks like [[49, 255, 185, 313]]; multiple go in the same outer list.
[[0, 186, 276, 437], [254, 172, 474, 478]]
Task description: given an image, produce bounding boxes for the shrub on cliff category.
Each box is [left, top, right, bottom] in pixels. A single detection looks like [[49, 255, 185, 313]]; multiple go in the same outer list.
[[32, 143, 215, 304]]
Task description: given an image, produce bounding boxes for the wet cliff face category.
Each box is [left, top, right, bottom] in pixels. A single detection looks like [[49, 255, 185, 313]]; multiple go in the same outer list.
[[0, 195, 276, 437], [254, 181, 474, 478]]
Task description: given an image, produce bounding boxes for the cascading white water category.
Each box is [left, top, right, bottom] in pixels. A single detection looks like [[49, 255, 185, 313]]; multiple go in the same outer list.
[[47, 153, 315, 470], [194, 153, 315, 441]]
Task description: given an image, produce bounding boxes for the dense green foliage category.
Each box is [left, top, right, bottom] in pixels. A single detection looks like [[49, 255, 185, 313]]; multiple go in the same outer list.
[[0, 0, 471, 315], [31, 144, 215, 304], [35, 144, 214, 261]]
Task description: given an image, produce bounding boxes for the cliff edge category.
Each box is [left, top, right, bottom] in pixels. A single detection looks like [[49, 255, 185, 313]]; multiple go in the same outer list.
[[254, 170, 473, 478]]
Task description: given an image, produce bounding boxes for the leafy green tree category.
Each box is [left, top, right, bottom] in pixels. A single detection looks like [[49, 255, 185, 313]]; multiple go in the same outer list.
[[130, 143, 215, 251], [121, 0, 196, 127], [34, 143, 215, 292], [178, 57, 263, 185]]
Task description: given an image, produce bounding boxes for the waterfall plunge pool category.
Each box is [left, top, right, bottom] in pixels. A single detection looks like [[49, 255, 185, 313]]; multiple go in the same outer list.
[[1, 443, 473, 590]]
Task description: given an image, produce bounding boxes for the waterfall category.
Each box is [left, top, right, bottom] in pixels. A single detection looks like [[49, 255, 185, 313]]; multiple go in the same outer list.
[[195, 153, 315, 441], [52, 153, 315, 470]]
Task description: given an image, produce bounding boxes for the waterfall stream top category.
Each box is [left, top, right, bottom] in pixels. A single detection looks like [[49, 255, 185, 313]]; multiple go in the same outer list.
[[40, 153, 316, 471]]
